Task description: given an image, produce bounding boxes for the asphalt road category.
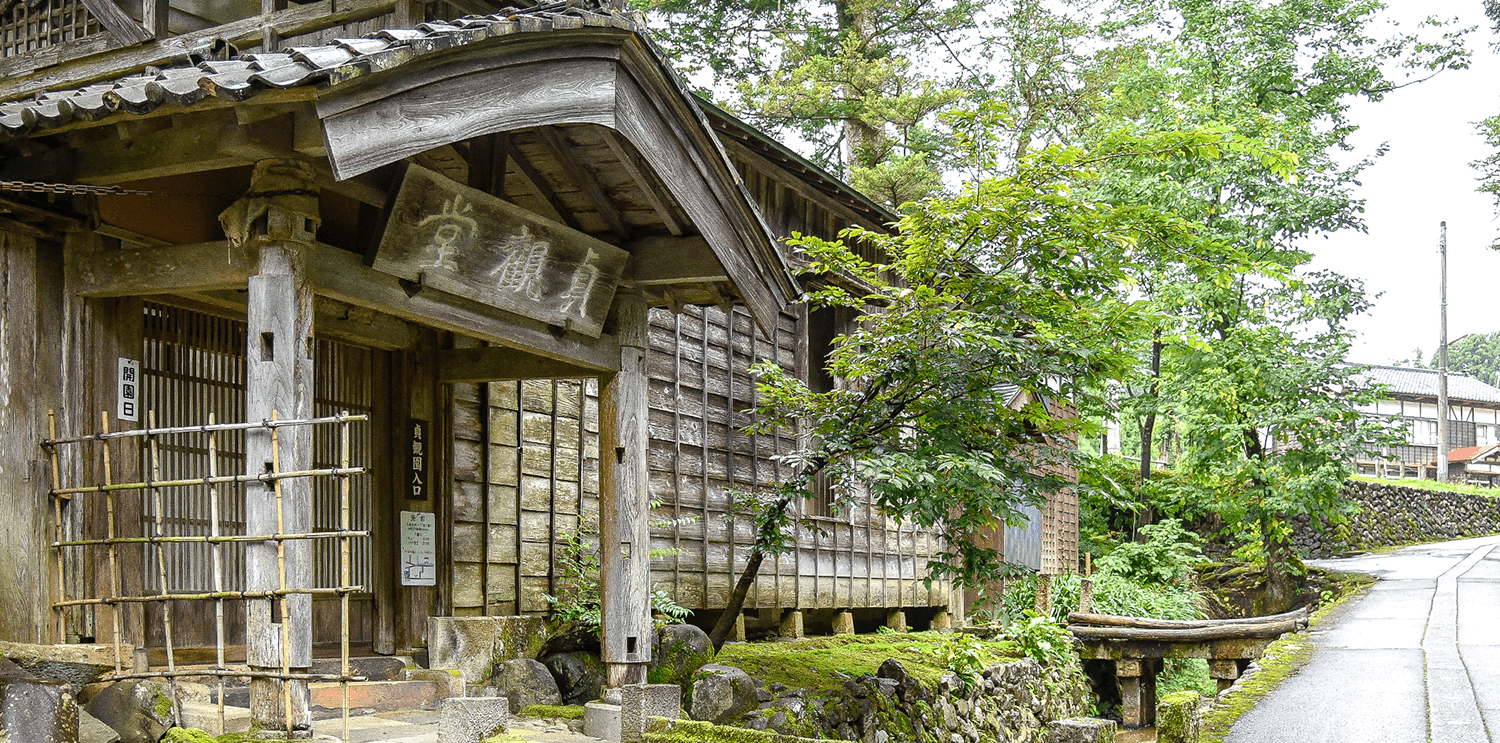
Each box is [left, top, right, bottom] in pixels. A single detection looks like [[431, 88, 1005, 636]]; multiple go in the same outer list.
[[1226, 534, 1500, 743]]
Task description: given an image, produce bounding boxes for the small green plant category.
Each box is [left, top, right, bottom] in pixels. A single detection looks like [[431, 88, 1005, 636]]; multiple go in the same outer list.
[[936, 632, 989, 691], [876, 625, 899, 635], [1096, 519, 1204, 585], [546, 502, 696, 635], [1006, 611, 1075, 667]]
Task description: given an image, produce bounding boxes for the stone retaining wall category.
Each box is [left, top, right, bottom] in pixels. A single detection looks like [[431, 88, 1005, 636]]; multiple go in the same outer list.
[[732, 657, 1090, 743], [1293, 480, 1500, 558]]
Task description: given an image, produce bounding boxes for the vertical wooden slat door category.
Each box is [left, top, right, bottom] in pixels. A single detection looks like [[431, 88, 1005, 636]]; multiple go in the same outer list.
[[137, 301, 379, 654]]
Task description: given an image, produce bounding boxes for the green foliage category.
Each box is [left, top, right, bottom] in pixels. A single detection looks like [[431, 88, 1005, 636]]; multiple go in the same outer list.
[[545, 505, 695, 636], [162, 730, 215, 743], [1095, 519, 1203, 585], [1004, 612, 1075, 669], [1415, 331, 1500, 387], [936, 632, 990, 690]]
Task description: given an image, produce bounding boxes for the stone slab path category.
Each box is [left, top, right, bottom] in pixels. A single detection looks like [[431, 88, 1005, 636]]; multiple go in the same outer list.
[[1225, 534, 1500, 743], [307, 710, 606, 743]]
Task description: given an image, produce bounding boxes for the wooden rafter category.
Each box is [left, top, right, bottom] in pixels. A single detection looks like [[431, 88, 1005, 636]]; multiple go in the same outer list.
[[76, 0, 152, 44], [600, 129, 688, 237], [538, 126, 630, 241], [502, 134, 583, 233]]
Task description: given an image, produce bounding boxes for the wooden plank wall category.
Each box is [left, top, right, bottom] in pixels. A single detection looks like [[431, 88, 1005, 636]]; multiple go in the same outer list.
[[449, 352, 598, 617], [0, 229, 66, 643], [447, 304, 952, 615]]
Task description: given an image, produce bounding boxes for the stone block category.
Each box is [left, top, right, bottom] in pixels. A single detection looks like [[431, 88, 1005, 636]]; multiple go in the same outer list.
[[584, 700, 621, 741], [931, 611, 952, 632], [1155, 690, 1201, 743], [731, 613, 746, 643], [438, 696, 508, 743], [778, 610, 804, 639], [832, 611, 855, 635], [176, 701, 249, 736], [0, 676, 78, 743], [689, 665, 758, 724], [309, 679, 443, 710], [82, 680, 171, 743], [0, 642, 126, 689], [427, 617, 497, 686], [79, 708, 120, 743], [403, 668, 465, 700], [1047, 718, 1117, 743], [488, 658, 561, 713], [427, 616, 548, 687], [885, 610, 907, 633], [620, 684, 680, 743]]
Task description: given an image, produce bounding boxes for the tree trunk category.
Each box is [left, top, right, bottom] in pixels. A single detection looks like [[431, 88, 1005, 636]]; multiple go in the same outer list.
[[707, 549, 767, 652], [1139, 334, 1163, 483]]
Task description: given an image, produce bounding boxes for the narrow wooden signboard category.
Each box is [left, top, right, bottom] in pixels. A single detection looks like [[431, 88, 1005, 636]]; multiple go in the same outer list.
[[373, 164, 629, 338]]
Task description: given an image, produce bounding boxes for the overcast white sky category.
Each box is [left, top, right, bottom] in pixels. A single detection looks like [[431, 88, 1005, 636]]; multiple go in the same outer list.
[[1304, 0, 1500, 365]]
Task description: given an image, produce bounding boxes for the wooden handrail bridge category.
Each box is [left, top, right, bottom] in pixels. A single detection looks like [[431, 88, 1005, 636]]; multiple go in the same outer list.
[[1068, 607, 1311, 729]]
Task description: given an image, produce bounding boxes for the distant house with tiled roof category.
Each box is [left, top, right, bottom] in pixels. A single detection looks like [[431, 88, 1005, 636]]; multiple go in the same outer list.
[[1351, 365, 1500, 482]]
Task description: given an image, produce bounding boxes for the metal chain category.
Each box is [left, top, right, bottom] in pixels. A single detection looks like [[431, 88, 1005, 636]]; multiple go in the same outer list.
[[0, 180, 156, 196]]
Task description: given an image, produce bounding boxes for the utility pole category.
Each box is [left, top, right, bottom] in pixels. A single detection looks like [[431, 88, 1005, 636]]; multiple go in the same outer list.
[[1438, 221, 1450, 483]]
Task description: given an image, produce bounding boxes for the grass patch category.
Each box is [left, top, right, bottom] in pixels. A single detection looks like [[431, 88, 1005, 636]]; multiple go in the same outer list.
[[711, 631, 1019, 694], [1348, 474, 1498, 498], [518, 704, 586, 720]]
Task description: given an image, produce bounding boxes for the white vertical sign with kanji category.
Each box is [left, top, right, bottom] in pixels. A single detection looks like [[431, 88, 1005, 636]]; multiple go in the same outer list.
[[117, 357, 140, 422], [400, 510, 436, 586]]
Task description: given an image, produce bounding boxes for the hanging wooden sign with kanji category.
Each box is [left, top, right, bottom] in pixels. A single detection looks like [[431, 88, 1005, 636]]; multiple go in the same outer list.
[[373, 164, 629, 338]]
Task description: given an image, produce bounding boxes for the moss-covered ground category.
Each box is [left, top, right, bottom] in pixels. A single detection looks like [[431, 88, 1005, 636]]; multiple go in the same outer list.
[[711, 631, 1019, 694], [518, 704, 586, 720]]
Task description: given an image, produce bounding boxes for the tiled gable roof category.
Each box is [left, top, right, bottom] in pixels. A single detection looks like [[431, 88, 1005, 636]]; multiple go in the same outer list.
[[0, 0, 643, 136], [1354, 365, 1500, 405]]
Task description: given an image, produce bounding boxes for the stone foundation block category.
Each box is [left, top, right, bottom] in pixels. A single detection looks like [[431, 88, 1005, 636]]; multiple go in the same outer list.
[[427, 616, 546, 686], [885, 610, 907, 633], [778, 610, 804, 639], [403, 668, 466, 700], [1047, 717, 1117, 743], [584, 700, 621, 741], [620, 683, 680, 743], [1156, 690, 1201, 743], [309, 679, 443, 710], [177, 701, 250, 736], [438, 696, 508, 743], [832, 611, 855, 635]]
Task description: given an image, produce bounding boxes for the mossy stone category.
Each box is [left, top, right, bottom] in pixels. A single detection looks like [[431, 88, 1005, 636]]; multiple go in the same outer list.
[[162, 729, 216, 743], [1156, 690, 1200, 743]]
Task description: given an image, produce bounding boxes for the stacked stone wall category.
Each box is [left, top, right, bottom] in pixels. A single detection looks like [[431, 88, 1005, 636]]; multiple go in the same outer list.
[[1293, 480, 1500, 558], [725, 657, 1089, 743]]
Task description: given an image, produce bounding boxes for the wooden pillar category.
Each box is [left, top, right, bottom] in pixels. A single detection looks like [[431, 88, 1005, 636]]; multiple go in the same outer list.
[[221, 160, 320, 737], [600, 291, 650, 687]]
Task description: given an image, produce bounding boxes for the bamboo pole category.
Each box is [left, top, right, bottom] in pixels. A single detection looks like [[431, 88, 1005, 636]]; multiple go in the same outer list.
[[207, 413, 226, 734], [50, 467, 368, 497], [47, 411, 66, 643], [272, 412, 293, 739], [146, 411, 183, 727], [53, 530, 370, 548], [51, 586, 367, 607], [100, 413, 123, 676], [43, 414, 370, 447], [340, 412, 352, 743]]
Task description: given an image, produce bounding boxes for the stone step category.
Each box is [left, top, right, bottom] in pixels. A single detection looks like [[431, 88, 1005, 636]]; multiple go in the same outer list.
[[310, 679, 445, 712]]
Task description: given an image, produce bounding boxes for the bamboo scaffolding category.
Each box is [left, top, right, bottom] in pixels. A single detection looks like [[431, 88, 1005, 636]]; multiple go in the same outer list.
[[45, 408, 366, 743], [42, 414, 369, 447]]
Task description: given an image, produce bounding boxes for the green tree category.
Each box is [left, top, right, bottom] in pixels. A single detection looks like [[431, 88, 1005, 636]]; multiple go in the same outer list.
[[1412, 332, 1500, 386], [700, 123, 1262, 649], [1088, 0, 1466, 606]]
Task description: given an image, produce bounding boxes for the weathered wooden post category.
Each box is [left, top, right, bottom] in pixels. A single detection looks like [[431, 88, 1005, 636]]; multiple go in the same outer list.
[[220, 160, 320, 737], [600, 290, 651, 687]]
